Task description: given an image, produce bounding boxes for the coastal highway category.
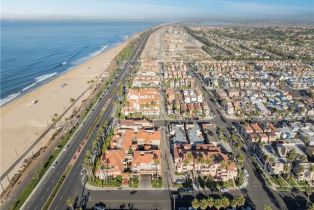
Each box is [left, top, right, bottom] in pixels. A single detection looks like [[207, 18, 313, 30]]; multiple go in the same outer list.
[[21, 28, 154, 210]]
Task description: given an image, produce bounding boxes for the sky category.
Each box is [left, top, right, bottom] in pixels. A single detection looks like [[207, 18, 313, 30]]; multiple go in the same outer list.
[[2, 0, 314, 21]]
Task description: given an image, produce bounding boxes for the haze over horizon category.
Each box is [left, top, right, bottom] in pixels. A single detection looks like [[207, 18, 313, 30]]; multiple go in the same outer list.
[[2, 0, 314, 22]]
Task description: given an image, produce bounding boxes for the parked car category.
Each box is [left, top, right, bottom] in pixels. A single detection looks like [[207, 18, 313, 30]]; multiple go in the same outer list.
[[185, 188, 194, 193], [51, 161, 58, 169], [244, 169, 249, 177], [178, 188, 186, 193], [63, 144, 70, 151], [175, 178, 185, 184], [220, 188, 229, 193]]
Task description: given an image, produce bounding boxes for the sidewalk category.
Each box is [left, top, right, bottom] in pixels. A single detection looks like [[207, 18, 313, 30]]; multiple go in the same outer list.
[[85, 182, 180, 191]]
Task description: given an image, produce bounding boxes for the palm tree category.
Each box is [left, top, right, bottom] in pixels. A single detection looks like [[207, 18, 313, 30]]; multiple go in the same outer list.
[[264, 204, 272, 210], [263, 155, 274, 172], [305, 186, 313, 207], [221, 196, 230, 208], [198, 155, 206, 175], [192, 199, 200, 209], [235, 195, 246, 207], [307, 204, 314, 210], [104, 158, 110, 182], [230, 134, 237, 147], [200, 199, 208, 210], [298, 155, 307, 163], [237, 153, 245, 166], [153, 153, 160, 183], [66, 197, 74, 210], [206, 197, 214, 209], [286, 148, 297, 162], [214, 198, 223, 210], [263, 155, 269, 171], [299, 165, 305, 174], [187, 152, 196, 173], [230, 198, 237, 209]]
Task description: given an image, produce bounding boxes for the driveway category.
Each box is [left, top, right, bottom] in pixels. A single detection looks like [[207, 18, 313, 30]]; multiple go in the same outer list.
[[139, 175, 152, 189]]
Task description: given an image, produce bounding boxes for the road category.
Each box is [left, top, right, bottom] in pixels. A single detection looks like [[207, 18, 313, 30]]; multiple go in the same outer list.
[[21, 29, 154, 210], [189, 66, 313, 210], [85, 190, 171, 210], [189, 67, 287, 210]]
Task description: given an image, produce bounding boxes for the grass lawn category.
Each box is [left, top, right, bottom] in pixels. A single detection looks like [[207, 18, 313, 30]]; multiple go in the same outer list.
[[11, 150, 60, 210], [298, 180, 309, 186], [173, 183, 183, 188], [90, 177, 122, 187], [128, 177, 139, 188], [276, 186, 292, 192], [287, 176, 299, 187], [152, 178, 162, 188], [270, 176, 290, 188]]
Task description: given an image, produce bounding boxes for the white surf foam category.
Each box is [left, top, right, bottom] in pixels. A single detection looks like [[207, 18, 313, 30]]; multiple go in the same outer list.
[[22, 83, 36, 91], [71, 45, 109, 66], [35, 72, 57, 83], [0, 92, 21, 106]]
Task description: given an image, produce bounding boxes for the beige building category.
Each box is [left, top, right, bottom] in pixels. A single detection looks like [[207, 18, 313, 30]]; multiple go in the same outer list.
[[173, 144, 238, 182]]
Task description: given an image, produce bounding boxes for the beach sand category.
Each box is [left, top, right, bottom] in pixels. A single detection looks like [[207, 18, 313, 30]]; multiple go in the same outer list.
[[0, 39, 130, 178]]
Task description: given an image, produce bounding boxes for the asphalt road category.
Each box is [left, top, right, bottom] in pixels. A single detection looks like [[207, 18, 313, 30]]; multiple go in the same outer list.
[[190, 67, 283, 209], [189, 67, 312, 210], [21, 29, 154, 210], [85, 190, 172, 210]]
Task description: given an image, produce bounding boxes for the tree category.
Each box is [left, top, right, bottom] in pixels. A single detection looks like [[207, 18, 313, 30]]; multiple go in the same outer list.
[[307, 204, 314, 210], [214, 198, 223, 210], [238, 153, 244, 164], [70, 98, 75, 103], [236, 195, 246, 207], [153, 153, 160, 182], [230, 198, 237, 209], [66, 197, 74, 210], [305, 186, 313, 207], [298, 155, 307, 163], [200, 199, 208, 210], [263, 155, 270, 171], [230, 134, 237, 147], [192, 199, 200, 209], [52, 112, 59, 123], [206, 197, 214, 208], [286, 148, 297, 162], [299, 165, 305, 174], [264, 155, 274, 172], [221, 196, 230, 208], [264, 204, 272, 210]]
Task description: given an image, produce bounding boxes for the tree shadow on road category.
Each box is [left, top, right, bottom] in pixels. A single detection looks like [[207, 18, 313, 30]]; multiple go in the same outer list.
[[281, 193, 307, 210], [251, 167, 284, 210]]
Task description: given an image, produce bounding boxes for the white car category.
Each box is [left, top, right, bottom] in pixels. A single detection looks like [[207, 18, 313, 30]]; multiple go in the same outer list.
[[63, 144, 70, 151], [220, 188, 229, 193], [51, 161, 58, 169], [244, 169, 249, 177]]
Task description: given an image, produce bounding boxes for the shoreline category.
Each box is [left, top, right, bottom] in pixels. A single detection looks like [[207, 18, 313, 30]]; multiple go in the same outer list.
[[0, 40, 126, 107], [0, 34, 135, 177]]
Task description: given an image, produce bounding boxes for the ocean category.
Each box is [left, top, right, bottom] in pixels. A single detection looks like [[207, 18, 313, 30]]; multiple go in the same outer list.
[[1, 20, 159, 106]]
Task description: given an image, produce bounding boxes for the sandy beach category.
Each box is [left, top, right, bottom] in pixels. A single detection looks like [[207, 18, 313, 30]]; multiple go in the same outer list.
[[0, 39, 130, 176]]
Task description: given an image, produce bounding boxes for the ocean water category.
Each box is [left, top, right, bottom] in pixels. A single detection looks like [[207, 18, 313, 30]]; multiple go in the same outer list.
[[1, 20, 159, 106]]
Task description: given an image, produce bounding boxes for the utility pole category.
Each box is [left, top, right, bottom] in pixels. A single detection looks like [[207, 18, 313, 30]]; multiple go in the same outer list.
[[172, 194, 178, 210]]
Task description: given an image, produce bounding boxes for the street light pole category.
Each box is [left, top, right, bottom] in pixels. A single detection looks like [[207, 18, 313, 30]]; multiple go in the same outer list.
[[172, 194, 178, 210]]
